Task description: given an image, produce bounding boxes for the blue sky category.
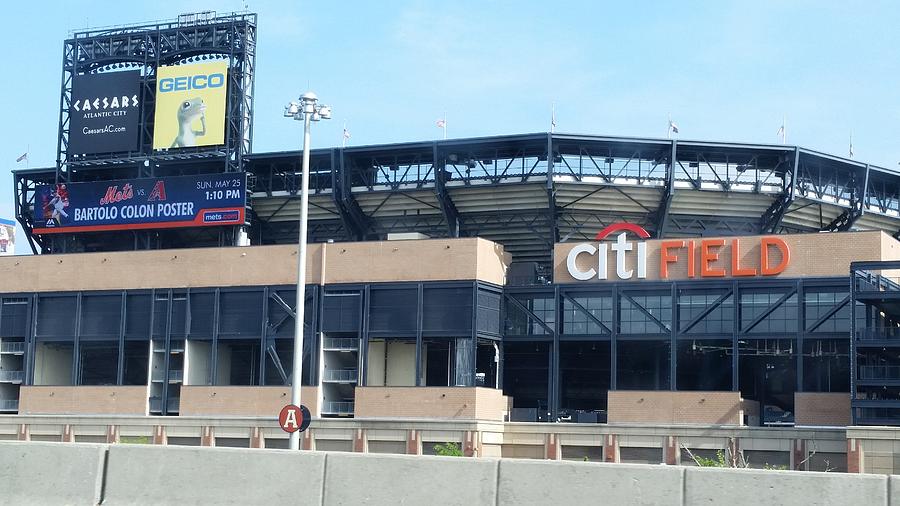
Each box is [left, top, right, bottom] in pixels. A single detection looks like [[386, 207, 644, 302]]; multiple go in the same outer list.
[[1, 0, 898, 246]]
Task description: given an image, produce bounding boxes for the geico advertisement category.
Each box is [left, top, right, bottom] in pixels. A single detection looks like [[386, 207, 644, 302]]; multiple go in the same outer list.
[[153, 61, 228, 149]]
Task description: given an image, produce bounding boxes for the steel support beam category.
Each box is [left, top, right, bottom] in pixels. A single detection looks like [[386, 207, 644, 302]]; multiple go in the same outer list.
[[760, 147, 799, 234], [653, 140, 676, 238], [824, 164, 869, 232], [331, 148, 371, 240], [433, 143, 461, 237], [547, 134, 560, 244]]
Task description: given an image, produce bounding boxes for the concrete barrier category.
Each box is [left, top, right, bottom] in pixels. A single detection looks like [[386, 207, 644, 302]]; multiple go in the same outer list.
[[103, 444, 326, 505], [1, 441, 899, 505], [0, 442, 105, 505], [684, 466, 888, 506], [497, 459, 683, 505], [323, 452, 498, 505]]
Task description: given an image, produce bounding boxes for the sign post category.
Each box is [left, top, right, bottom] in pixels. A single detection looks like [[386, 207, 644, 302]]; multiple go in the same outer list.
[[279, 404, 311, 435]]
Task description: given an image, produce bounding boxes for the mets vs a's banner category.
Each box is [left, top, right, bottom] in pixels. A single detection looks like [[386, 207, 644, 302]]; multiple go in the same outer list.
[[32, 173, 246, 234], [152, 61, 228, 150]]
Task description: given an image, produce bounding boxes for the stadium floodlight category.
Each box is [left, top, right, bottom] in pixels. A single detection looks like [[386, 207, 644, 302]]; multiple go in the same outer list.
[[283, 91, 331, 451]]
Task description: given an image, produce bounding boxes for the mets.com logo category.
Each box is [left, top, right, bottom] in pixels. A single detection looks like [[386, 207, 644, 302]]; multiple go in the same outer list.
[[565, 223, 790, 281]]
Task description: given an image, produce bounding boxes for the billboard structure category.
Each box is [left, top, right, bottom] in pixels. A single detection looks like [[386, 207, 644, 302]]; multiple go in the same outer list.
[[153, 62, 228, 150], [0, 218, 15, 256], [55, 13, 256, 181], [68, 71, 141, 154], [32, 173, 247, 235]]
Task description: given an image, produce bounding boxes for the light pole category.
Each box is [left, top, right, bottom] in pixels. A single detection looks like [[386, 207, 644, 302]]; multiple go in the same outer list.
[[283, 91, 331, 450]]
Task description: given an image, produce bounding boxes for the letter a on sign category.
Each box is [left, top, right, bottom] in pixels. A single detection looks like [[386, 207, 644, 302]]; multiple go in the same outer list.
[[279, 404, 311, 434]]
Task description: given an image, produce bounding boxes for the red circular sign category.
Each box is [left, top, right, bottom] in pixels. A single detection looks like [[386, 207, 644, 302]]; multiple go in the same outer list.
[[279, 404, 303, 433]]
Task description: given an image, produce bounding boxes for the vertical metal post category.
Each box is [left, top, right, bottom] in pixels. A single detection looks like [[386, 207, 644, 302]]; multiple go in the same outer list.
[[289, 108, 313, 451]]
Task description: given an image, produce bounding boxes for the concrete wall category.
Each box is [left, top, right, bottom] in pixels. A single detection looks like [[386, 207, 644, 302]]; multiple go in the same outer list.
[[795, 393, 851, 427], [385, 342, 416, 387], [554, 230, 888, 283], [355, 386, 508, 421], [19, 386, 148, 415], [179, 386, 319, 417], [185, 340, 212, 386], [32, 343, 73, 386], [608, 391, 746, 425], [0, 237, 509, 293], [0, 442, 895, 505]]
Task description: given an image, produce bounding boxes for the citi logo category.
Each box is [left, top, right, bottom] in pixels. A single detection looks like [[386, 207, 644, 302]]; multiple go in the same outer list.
[[565, 223, 791, 281], [566, 223, 651, 281]]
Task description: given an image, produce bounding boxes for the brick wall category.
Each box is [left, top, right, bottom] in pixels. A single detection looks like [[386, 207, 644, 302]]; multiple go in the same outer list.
[[19, 386, 148, 415], [0, 238, 509, 293], [179, 386, 319, 417], [794, 392, 851, 427], [607, 391, 745, 425], [355, 387, 507, 421]]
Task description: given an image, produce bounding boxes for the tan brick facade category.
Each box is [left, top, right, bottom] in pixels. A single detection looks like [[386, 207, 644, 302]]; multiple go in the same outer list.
[[794, 392, 851, 427], [354, 386, 509, 421], [0, 237, 510, 293], [607, 391, 749, 425], [179, 386, 319, 417], [19, 386, 148, 415]]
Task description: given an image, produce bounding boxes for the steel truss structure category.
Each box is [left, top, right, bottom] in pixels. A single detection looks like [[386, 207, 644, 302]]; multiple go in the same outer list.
[[505, 276, 851, 422], [0, 280, 501, 416], [851, 260, 900, 425], [55, 12, 256, 180], [15, 133, 900, 269]]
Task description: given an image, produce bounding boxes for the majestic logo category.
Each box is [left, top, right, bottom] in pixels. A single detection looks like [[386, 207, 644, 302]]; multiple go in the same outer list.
[[565, 223, 790, 281]]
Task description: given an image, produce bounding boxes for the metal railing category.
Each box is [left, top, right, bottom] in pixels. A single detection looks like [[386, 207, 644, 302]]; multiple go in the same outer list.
[[322, 338, 359, 351], [859, 365, 900, 380], [0, 371, 24, 383], [321, 401, 355, 415], [167, 397, 180, 413], [0, 342, 25, 354], [323, 369, 358, 383], [857, 327, 900, 341], [0, 399, 18, 411], [149, 398, 162, 413], [168, 370, 184, 382], [854, 271, 900, 293]]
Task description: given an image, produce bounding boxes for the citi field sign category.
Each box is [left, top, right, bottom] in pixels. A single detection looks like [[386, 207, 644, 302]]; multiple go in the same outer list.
[[564, 223, 790, 281]]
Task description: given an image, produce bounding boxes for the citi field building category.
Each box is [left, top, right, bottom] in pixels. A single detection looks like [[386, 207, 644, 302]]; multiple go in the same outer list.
[[6, 12, 900, 433]]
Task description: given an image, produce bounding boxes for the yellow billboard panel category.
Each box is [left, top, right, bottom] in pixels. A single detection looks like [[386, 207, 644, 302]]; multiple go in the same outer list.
[[153, 61, 228, 150]]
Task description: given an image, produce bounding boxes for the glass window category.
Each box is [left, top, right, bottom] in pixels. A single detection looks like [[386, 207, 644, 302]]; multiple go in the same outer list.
[[616, 340, 670, 390], [505, 295, 554, 336], [78, 341, 119, 385], [802, 339, 849, 392], [562, 295, 611, 335], [619, 293, 671, 334], [676, 339, 732, 390], [740, 291, 798, 334], [804, 290, 850, 333], [678, 291, 733, 334]]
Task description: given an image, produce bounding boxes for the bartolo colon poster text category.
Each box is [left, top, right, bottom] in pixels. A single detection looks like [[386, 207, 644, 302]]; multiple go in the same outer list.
[[152, 61, 228, 150]]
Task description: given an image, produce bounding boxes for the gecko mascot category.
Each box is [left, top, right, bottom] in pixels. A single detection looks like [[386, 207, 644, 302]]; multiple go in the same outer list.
[[170, 97, 207, 148]]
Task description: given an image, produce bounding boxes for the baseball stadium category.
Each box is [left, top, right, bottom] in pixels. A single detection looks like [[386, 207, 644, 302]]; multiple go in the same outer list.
[[4, 12, 900, 469]]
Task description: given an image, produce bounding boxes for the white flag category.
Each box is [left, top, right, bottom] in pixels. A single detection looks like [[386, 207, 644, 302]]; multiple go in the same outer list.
[[668, 120, 679, 134], [15, 152, 27, 163], [849, 134, 854, 158], [343, 128, 351, 140], [436, 119, 446, 129]]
